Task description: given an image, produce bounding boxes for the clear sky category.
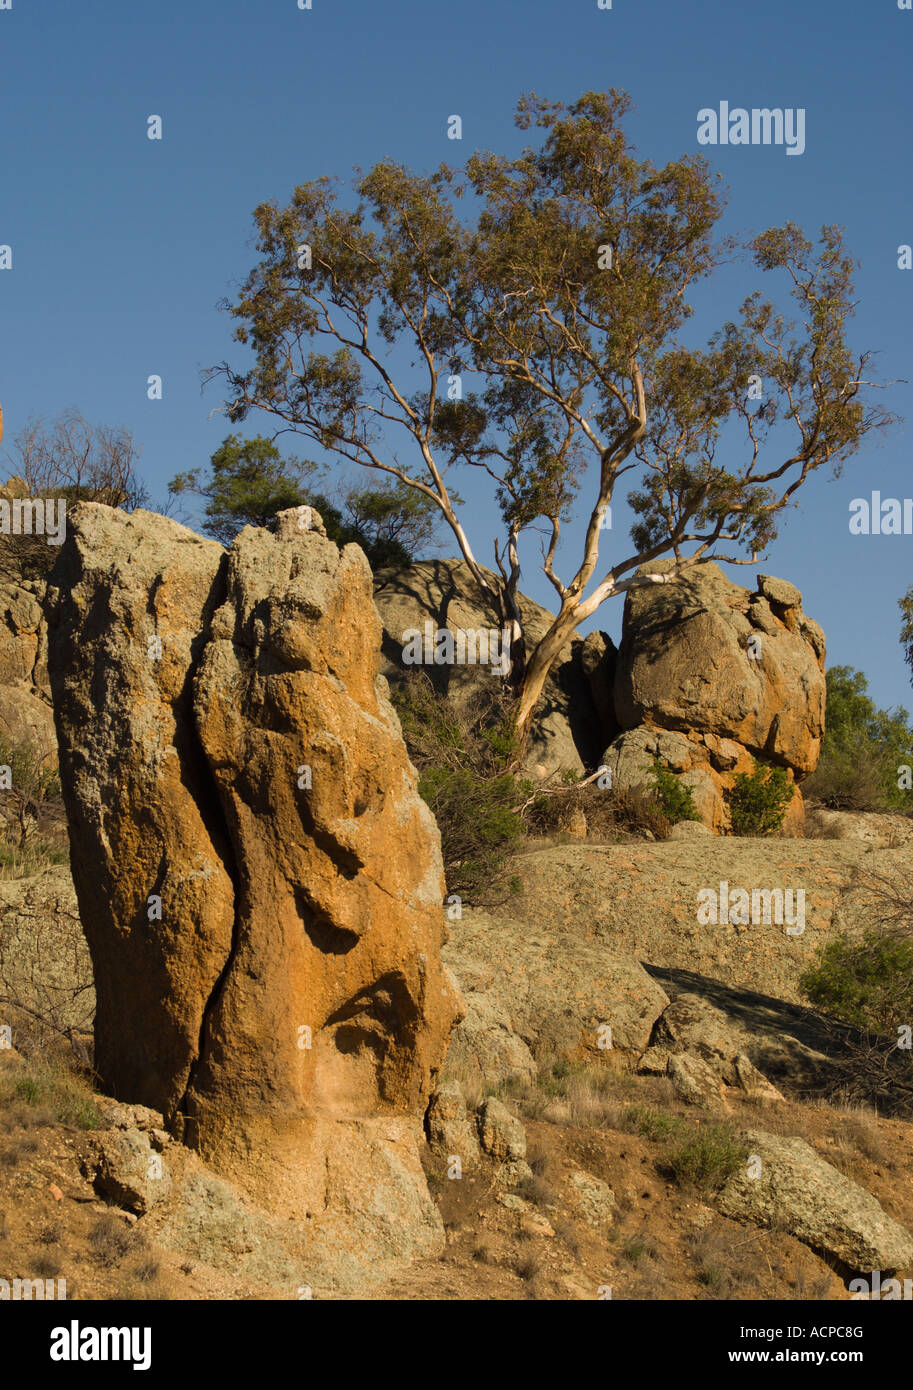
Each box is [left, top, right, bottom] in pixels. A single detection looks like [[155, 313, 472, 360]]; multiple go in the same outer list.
[[1, 0, 910, 712]]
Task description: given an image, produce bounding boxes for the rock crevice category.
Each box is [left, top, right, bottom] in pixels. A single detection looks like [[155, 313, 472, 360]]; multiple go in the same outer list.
[[46, 503, 461, 1288]]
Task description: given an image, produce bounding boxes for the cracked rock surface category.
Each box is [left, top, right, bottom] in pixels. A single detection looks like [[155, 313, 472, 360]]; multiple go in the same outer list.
[[46, 502, 462, 1287]]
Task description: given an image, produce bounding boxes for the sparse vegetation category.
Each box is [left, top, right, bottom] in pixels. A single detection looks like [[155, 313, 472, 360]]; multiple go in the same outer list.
[[649, 762, 700, 826], [622, 1105, 686, 1145], [726, 759, 794, 836], [662, 1122, 750, 1193], [0, 727, 68, 878], [804, 666, 913, 814], [391, 672, 528, 902], [1, 409, 151, 582], [89, 1212, 134, 1264], [523, 779, 672, 842], [514, 1240, 543, 1281], [30, 1249, 63, 1278], [3, 1057, 101, 1131]]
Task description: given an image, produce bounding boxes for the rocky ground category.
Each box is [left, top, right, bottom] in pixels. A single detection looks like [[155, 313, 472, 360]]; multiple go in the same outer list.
[[2, 821, 912, 1301], [0, 514, 910, 1302], [2, 1026, 911, 1302]]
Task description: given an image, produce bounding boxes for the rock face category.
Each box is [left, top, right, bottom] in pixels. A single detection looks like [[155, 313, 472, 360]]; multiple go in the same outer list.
[[426, 1081, 480, 1168], [372, 559, 613, 779], [642, 994, 784, 1109], [605, 561, 826, 832], [442, 904, 669, 1084], [46, 503, 461, 1289], [0, 477, 59, 759], [716, 1130, 913, 1275], [0, 581, 55, 756], [804, 806, 913, 849], [493, 839, 898, 1007], [477, 1096, 527, 1162]]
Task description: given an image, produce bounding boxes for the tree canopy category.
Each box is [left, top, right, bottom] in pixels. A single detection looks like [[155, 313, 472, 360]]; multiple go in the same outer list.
[[169, 433, 441, 567], [208, 89, 895, 743], [805, 665, 913, 813]]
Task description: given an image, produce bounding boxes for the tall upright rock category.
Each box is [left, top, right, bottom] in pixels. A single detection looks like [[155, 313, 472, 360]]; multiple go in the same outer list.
[[46, 503, 461, 1283], [45, 505, 234, 1114]]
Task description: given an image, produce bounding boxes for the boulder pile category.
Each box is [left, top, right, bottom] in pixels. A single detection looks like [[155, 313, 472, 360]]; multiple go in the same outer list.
[[603, 560, 826, 831]]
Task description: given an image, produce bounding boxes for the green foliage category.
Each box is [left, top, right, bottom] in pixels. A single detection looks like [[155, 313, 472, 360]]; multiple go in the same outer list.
[[900, 588, 913, 687], [170, 434, 439, 566], [801, 932, 913, 1034], [343, 481, 442, 570], [804, 666, 913, 813], [649, 761, 700, 824], [623, 1105, 685, 1144], [726, 760, 793, 836], [169, 434, 320, 544], [391, 673, 528, 903], [211, 92, 894, 743], [663, 1123, 750, 1193]]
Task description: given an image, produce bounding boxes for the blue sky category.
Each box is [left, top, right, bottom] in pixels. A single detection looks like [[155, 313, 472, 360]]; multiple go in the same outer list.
[[1, 0, 911, 712]]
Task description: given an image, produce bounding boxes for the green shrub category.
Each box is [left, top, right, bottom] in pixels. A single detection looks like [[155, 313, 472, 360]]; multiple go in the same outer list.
[[804, 666, 913, 813], [663, 1123, 749, 1192], [727, 760, 793, 836], [391, 672, 527, 903], [800, 932, 913, 1034], [622, 1105, 685, 1143], [417, 765, 526, 901], [649, 761, 700, 825]]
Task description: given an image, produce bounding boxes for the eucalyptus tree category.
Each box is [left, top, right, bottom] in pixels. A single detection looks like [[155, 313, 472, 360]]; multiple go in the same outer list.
[[211, 90, 893, 747]]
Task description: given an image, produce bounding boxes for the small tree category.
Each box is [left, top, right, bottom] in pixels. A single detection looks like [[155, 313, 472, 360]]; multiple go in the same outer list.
[[169, 433, 325, 545], [2, 409, 149, 580], [210, 90, 895, 749], [169, 433, 442, 566], [804, 666, 913, 813], [10, 408, 147, 509]]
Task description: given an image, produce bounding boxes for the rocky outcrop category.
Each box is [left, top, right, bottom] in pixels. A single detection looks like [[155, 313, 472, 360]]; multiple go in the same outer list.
[[477, 1096, 527, 1163], [804, 806, 913, 849], [641, 993, 785, 1108], [715, 1130, 913, 1275], [426, 1081, 481, 1168], [0, 478, 58, 759], [372, 559, 611, 779], [46, 503, 461, 1290], [605, 561, 826, 832], [490, 839, 901, 1007], [442, 904, 669, 1084], [0, 580, 55, 756]]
